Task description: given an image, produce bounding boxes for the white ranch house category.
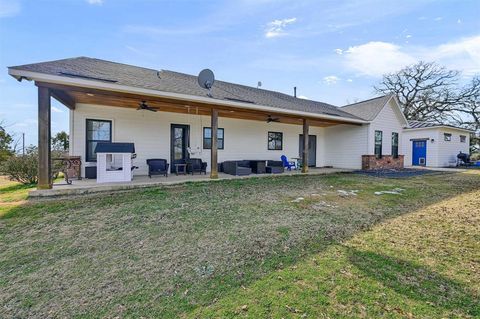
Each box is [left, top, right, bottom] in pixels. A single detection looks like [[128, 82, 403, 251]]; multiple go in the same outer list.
[[7, 57, 473, 190]]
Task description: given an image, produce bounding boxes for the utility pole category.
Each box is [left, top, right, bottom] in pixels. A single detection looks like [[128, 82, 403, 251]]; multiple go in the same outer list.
[[22, 132, 25, 156]]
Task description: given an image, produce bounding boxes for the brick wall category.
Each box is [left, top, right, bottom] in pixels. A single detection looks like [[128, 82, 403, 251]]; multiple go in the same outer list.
[[361, 155, 404, 170]]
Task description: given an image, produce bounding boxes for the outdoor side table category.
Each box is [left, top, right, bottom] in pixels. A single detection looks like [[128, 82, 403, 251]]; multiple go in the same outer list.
[[174, 163, 187, 175], [249, 160, 266, 174]]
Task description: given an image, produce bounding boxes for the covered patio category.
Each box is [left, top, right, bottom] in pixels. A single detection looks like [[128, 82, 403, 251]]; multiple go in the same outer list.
[[31, 82, 362, 190], [8, 57, 367, 192]]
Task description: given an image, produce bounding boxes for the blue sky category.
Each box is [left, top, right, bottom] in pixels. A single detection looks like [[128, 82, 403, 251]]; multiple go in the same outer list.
[[1, 0, 479, 147]]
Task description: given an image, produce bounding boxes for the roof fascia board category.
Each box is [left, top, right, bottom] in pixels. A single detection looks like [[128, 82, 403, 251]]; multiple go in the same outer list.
[[404, 126, 474, 133], [391, 95, 410, 127], [8, 68, 367, 124]]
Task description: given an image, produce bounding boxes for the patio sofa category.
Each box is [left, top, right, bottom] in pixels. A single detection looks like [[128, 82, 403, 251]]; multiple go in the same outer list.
[[223, 160, 252, 176], [266, 160, 284, 174]]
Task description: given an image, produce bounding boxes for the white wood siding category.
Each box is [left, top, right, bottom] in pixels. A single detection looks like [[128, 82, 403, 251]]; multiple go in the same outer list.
[[322, 124, 369, 169], [436, 128, 470, 166], [402, 127, 470, 167], [70, 103, 330, 176], [367, 99, 406, 156], [402, 129, 439, 167]]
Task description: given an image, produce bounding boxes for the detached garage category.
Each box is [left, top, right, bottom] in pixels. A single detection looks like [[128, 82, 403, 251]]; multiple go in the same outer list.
[[403, 121, 473, 167]]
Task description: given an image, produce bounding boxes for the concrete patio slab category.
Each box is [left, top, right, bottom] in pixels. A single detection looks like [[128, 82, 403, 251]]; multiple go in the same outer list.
[[29, 168, 352, 198]]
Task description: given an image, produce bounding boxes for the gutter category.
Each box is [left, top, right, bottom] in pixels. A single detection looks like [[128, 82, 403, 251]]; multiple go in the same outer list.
[[8, 68, 368, 125], [404, 126, 475, 133]]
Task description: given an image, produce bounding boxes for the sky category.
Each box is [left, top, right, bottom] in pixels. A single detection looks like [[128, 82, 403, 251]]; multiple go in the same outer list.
[[0, 0, 479, 147]]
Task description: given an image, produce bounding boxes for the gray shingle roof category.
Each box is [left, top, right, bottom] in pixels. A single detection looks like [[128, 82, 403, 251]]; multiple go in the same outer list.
[[407, 120, 471, 131], [9, 57, 362, 120], [340, 94, 393, 121]]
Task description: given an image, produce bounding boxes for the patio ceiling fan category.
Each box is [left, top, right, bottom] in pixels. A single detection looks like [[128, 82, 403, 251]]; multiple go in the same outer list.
[[266, 115, 280, 123], [137, 100, 158, 112]]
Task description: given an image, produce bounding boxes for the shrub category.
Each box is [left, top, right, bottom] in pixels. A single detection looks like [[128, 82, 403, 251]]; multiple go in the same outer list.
[[0, 148, 63, 185], [1, 152, 38, 184], [471, 152, 480, 162]]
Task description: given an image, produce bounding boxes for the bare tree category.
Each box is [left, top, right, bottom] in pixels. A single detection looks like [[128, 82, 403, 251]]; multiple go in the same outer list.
[[374, 61, 461, 123], [450, 76, 480, 152]]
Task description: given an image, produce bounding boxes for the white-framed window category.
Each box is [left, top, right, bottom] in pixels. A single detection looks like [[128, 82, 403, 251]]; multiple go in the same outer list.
[[460, 135, 466, 143], [444, 133, 452, 142]]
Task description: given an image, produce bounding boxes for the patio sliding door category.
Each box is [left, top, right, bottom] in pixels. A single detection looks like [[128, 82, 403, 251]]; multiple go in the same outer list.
[[170, 124, 190, 173]]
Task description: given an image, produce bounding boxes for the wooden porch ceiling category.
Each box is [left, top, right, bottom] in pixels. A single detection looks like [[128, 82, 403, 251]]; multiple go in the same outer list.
[[37, 82, 356, 127]]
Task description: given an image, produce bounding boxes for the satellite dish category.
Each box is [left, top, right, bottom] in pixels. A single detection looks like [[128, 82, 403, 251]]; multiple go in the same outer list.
[[198, 69, 215, 97]]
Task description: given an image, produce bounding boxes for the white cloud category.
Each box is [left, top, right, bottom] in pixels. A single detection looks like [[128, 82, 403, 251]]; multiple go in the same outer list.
[[0, 0, 20, 18], [343, 42, 415, 77], [425, 35, 480, 76], [297, 95, 309, 99], [323, 75, 340, 85], [434, 16, 443, 21], [51, 106, 63, 113], [265, 17, 297, 38], [86, 0, 103, 5], [406, 35, 412, 39], [347, 78, 353, 82], [12, 118, 37, 128], [457, 19, 462, 24], [334, 48, 343, 55], [341, 35, 480, 77]]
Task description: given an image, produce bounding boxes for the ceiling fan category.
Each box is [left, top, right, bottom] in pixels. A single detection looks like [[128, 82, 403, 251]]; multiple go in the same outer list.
[[137, 101, 158, 112], [266, 115, 280, 123]]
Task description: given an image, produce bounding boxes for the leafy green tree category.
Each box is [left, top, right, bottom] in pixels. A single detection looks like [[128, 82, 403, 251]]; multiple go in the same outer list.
[[0, 124, 14, 162], [52, 131, 69, 152]]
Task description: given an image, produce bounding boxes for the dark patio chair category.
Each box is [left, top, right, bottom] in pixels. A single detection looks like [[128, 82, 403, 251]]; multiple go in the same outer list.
[[187, 158, 207, 175], [146, 159, 169, 178]]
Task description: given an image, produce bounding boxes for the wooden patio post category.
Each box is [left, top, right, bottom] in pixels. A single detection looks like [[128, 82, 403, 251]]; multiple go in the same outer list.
[[210, 108, 219, 179], [38, 86, 52, 189], [302, 118, 309, 173]]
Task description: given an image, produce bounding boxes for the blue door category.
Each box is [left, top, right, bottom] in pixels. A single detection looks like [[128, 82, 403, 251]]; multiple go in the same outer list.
[[412, 140, 427, 166]]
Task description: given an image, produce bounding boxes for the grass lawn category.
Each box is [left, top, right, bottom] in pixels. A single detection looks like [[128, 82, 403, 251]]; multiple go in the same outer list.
[[0, 171, 479, 318]]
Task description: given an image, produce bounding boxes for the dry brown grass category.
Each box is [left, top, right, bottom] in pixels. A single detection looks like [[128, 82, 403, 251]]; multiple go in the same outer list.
[[0, 171, 479, 318]]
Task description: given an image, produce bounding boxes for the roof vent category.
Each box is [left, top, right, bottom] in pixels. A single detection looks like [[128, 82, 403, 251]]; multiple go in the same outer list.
[[224, 97, 255, 104], [322, 112, 340, 117], [59, 72, 118, 83]]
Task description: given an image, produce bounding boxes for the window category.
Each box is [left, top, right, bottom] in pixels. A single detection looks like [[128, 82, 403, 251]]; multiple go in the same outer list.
[[460, 135, 466, 143], [444, 133, 452, 141], [203, 127, 224, 149], [391, 132, 399, 158], [268, 132, 283, 150], [86, 119, 112, 162], [374, 130, 382, 158]]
